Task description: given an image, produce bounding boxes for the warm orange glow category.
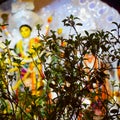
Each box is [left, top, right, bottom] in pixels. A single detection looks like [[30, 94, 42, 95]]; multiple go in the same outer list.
[[47, 16, 53, 23]]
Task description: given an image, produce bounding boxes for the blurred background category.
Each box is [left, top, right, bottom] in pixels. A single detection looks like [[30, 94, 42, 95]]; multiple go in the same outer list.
[[0, 0, 120, 13]]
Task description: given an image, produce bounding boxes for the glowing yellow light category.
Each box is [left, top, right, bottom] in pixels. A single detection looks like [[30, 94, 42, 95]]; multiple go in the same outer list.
[[57, 28, 63, 35]]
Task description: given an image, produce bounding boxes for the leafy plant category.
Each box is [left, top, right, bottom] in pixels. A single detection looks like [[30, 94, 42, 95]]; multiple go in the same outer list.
[[0, 15, 120, 120]]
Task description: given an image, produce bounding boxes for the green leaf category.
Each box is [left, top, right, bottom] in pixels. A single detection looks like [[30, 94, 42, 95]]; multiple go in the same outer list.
[[36, 24, 42, 30], [76, 23, 82, 26], [4, 39, 11, 46], [84, 30, 89, 36]]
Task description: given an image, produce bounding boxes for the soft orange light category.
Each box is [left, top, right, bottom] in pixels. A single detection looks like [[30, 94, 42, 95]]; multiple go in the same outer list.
[[47, 16, 53, 23], [1, 25, 6, 30], [61, 41, 67, 47]]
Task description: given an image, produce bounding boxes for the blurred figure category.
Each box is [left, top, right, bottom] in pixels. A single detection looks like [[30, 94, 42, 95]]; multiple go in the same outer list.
[[13, 24, 45, 95]]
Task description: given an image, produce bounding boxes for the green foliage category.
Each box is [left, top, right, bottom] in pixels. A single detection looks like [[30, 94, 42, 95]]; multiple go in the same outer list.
[[0, 15, 120, 120]]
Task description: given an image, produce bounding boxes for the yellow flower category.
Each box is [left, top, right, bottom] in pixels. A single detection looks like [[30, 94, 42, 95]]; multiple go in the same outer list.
[[8, 67, 18, 73], [12, 62, 19, 66], [57, 28, 63, 35], [21, 61, 26, 65], [61, 41, 67, 47]]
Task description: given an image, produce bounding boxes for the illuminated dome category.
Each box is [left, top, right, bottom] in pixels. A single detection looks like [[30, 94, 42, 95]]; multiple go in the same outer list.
[[38, 0, 120, 37]]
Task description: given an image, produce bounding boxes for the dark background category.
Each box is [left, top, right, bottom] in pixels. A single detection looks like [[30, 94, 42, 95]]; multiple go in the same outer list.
[[102, 0, 120, 13], [0, 0, 7, 4]]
